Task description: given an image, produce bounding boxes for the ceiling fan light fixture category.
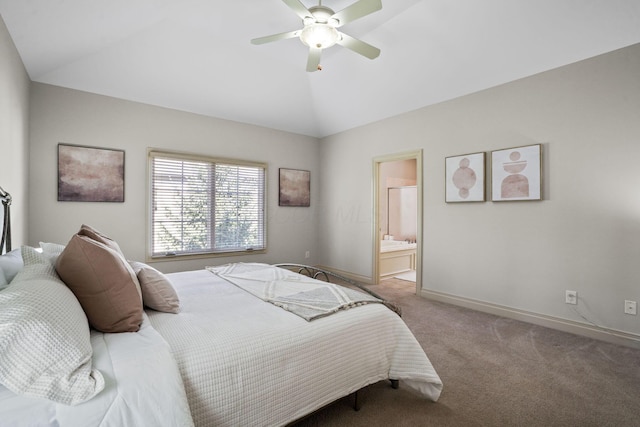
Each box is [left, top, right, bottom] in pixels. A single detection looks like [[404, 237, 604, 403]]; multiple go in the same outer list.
[[299, 23, 339, 49], [251, 0, 382, 71]]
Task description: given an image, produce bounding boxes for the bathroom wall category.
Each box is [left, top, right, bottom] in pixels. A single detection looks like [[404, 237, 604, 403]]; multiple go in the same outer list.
[[379, 159, 417, 240]]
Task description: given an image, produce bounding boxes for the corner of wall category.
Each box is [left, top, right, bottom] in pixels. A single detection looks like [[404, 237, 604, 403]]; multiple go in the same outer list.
[[0, 15, 31, 248]]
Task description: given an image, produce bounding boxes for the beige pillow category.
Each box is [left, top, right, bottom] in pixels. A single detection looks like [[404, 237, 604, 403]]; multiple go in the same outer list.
[[129, 261, 180, 313], [56, 235, 143, 333], [0, 246, 104, 405]]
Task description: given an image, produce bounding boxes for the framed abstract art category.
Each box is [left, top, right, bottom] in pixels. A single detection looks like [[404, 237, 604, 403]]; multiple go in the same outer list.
[[491, 144, 542, 202], [279, 168, 310, 207], [445, 152, 485, 203], [58, 143, 125, 202]]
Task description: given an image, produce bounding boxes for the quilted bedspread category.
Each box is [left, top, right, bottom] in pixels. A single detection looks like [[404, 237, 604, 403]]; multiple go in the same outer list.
[[148, 266, 442, 426]]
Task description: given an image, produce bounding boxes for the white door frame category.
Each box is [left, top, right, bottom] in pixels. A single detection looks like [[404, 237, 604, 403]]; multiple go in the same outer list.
[[372, 150, 423, 293]]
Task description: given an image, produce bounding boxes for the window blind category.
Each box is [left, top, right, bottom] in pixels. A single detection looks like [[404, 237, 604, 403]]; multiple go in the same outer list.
[[150, 152, 266, 257]]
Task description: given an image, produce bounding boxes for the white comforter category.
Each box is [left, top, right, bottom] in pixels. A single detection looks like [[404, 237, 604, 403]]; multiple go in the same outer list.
[[148, 267, 443, 427], [0, 314, 194, 427]]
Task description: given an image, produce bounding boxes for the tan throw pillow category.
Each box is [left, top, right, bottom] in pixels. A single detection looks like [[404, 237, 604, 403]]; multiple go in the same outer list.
[[55, 235, 143, 333], [129, 261, 180, 313], [76, 225, 142, 299], [78, 224, 124, 256]]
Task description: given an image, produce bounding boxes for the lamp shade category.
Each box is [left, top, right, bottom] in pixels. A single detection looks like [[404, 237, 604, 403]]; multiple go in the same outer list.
[[300, 23, 340, 49]]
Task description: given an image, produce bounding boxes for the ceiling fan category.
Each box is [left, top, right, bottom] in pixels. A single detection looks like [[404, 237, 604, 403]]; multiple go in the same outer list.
[[251, 0, 382, 72]]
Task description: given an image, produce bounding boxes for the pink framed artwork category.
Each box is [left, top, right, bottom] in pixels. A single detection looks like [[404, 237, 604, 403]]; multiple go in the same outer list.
[[491, 144, 542, 201], [445, 152, 485, 203]]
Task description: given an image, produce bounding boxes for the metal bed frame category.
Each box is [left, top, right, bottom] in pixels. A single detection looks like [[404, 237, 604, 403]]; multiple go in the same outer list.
[[273, 263, 401, 317], [0, 186, 11, 255]]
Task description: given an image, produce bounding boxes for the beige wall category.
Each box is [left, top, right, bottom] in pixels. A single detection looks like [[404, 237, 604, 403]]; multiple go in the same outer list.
[[28, 83, 320, 272], [319, 43, 640, 342], [0, 16, 29, 249], [10, 16, 640, 344]]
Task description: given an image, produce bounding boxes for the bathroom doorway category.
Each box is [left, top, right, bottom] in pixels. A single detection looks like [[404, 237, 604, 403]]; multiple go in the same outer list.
[[373, 150, 422, 293]]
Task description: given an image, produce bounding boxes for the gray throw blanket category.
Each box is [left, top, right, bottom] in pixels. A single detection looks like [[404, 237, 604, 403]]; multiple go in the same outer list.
[[207, 263, 382, 321]]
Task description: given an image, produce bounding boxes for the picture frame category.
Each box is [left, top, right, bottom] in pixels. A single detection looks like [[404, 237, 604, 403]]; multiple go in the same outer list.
[[491, 144, 542, 201], [279, 168, 310, 207], [58, 143, 125, 202], [445, 152, 486, 202]]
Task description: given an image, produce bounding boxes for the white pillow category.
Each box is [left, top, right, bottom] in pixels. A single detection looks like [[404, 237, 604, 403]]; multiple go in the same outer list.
[[0, 248, 23, 290], [39, 242, 66, 265], [0, 246, 105, 405]]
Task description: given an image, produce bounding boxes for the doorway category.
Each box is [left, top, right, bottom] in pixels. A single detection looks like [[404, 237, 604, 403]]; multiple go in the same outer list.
[[373, 150, 423, 293]]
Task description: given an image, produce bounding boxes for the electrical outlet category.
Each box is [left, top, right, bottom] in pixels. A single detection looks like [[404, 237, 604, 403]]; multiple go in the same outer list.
[[565, 290, 577, 305], [305, 251, 310, 259], [624, 300, 637, 315]]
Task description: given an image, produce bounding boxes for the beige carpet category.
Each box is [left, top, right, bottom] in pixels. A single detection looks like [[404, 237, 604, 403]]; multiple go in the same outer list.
[[293, 278, 640, 426]]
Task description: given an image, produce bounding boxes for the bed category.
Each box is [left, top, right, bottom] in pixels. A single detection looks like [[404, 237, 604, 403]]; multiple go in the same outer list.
[[0, 227, 443, 427]]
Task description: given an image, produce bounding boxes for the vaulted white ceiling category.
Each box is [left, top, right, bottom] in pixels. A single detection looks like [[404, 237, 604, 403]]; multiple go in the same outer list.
[[1, 0, 639, 138]]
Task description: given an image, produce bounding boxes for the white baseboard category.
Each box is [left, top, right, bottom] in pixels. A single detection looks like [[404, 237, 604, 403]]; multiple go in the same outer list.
[[421, 289, 640, 350], [313, 265, 640, 349], [314, 265, 374, 285]]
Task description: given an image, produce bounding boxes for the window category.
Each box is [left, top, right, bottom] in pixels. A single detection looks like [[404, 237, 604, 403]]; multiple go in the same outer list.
[[149, 150, 266, 258]]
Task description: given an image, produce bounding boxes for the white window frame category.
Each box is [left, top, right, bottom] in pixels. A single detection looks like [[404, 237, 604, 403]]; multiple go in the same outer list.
[[147, 149, 267, 260]]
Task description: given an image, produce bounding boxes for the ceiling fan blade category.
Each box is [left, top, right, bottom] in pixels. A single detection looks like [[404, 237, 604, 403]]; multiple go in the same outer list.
[[306, 47, 322, 72], [337, 32, 380, 59], [282, 0, 312, 20], [251, 30, 300, 45], [331, 0, 382, 27]]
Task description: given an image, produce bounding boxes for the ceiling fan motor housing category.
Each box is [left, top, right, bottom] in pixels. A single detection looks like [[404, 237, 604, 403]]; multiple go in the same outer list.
[[306, 5, 338, 25]]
